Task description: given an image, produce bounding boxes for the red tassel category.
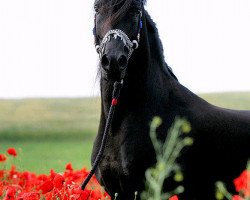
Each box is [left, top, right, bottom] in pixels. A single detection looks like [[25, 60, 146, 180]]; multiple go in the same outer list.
[[112, 98, 118, 106]]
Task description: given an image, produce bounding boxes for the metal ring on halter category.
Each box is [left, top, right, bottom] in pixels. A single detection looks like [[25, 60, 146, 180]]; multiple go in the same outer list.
[[132, 40, 139, 49], [95, 45, 100, 53]]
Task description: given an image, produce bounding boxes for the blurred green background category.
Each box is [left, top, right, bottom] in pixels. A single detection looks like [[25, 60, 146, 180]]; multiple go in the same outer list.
[[0, 92, 250, 174]]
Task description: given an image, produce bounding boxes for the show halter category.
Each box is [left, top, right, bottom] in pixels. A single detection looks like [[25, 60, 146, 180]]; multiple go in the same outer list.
[[94, 11, 143, 60], [81, 3, 143, 191]]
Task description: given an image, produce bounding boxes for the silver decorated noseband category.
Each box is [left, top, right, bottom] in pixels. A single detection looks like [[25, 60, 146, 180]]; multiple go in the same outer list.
[[96, 29, 139, 60]]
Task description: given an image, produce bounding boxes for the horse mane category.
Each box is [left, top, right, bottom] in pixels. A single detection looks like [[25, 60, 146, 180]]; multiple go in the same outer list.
[[144, 11, 178, 81]]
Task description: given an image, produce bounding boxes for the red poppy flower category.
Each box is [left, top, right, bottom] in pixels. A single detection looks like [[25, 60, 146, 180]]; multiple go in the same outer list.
[[50, 169, 56, 179], [40, 180, 54, 194], [3, 186, 17, 200], [0, 154, 7, 162], [0, 157, 110, 199], [234, 170, 250, 197], [90, 190, 103, 199], [3, 195, 15, 200], [7, 148, 17, 157], [232, 195, 244, 200], [53, 174, 65, 189], [18, 192, 40, 200], [0, 182, 4, 197], [169, 195, 178, 200], [80, 189, 91, 199], [65, 163, 73, 171], [37, 174, 48, 181], [0, 170, 4, 179]]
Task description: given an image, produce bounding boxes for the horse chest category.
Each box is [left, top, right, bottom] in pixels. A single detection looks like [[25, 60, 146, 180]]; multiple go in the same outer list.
[[99, 136, 137, 177], [97, 124, 155, 182]]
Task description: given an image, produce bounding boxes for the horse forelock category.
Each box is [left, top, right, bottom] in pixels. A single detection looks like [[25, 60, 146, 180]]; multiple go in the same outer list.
[[95, 0, 144, 27]]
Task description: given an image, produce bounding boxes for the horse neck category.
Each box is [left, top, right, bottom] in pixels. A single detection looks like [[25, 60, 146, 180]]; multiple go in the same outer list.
[[124, 11, 176, 99]]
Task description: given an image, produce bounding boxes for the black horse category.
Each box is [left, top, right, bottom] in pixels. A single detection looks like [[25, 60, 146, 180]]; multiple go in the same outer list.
[[90, 0, 250, 199]]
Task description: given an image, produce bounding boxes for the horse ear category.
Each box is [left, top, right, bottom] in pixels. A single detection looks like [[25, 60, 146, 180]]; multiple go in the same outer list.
[[138, 0, 146, 6], [143, 0, 147, 5]]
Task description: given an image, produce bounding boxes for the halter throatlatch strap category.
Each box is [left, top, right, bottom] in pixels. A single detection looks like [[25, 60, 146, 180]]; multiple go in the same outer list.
[[81, 80, 123, 190]]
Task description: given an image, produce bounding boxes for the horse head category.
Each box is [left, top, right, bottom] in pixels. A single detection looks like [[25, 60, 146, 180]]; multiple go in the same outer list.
[[93, 0, 145, 81]]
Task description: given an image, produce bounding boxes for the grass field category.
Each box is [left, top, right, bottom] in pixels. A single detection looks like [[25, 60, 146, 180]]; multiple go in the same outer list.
[[0, 98, 100, 173], [200, 92, 250, 110], [0, 92, 250, 174]]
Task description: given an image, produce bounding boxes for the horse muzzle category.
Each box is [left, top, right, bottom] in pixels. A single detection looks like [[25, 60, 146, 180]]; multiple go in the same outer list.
[[101, 52, 128, 80], [96, 29, 138, 81], [99, 37, 129, 80]]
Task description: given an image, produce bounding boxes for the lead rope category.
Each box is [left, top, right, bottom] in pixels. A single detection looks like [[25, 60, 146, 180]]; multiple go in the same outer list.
[[81, 80, 123, 190]]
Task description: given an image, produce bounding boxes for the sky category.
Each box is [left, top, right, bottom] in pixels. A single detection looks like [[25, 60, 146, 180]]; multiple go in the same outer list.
[[0, 0, 249, 98]]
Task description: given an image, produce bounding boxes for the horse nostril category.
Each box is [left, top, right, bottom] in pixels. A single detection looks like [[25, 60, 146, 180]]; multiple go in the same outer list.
[[118, 55, 128, 70], [101, 54, 110, 69]]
